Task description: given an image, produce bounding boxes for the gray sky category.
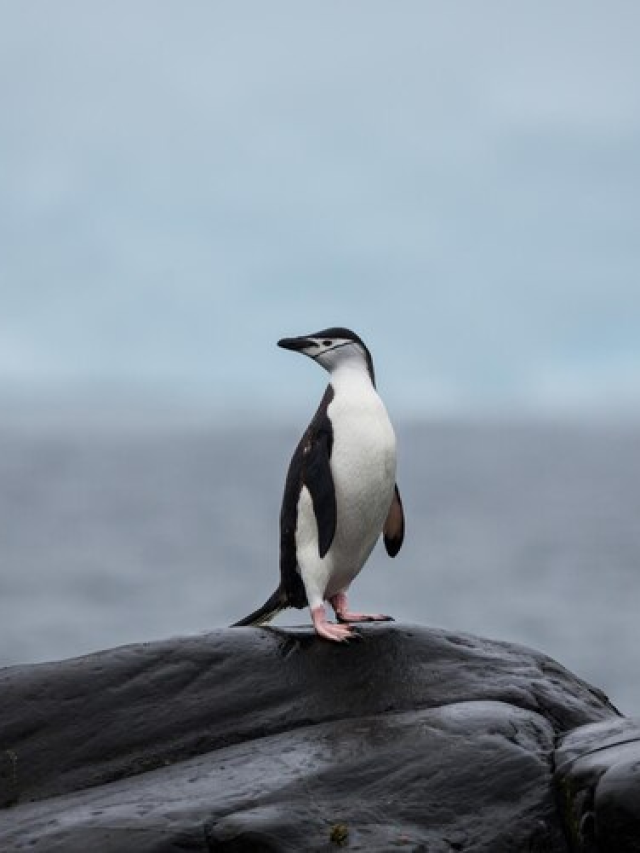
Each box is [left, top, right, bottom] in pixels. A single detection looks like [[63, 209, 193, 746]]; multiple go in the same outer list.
[[1, 1, 639, 421]]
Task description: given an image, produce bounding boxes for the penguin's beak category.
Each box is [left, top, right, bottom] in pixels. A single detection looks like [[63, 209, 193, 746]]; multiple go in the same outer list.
[[277, 336, 316, 352]]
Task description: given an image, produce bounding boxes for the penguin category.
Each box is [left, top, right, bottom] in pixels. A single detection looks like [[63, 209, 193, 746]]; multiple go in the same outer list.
[[233, 327, 405, 642]]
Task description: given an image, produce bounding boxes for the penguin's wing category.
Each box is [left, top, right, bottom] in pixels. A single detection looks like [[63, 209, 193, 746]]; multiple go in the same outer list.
[[383, 484, 405, 557], [279, 454, 307, 606], [279, 386, 336, 602], [301, 422, 336, 558]]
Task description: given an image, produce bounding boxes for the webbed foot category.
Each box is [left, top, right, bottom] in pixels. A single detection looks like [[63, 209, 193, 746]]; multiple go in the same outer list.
[[329, 592, 394, 624], [336, 612, 395, 623], [311, 605, 357, 642]]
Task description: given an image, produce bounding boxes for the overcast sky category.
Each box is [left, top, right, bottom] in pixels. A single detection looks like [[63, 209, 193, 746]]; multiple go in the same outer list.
[[1, 1, 639, 422]]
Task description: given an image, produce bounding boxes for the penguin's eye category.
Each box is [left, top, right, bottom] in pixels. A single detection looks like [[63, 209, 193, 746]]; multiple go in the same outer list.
[[322, 340, 333, 346]]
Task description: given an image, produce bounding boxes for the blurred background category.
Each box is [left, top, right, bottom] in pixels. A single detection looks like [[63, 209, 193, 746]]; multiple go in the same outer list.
[[1, 2, 639, 710]]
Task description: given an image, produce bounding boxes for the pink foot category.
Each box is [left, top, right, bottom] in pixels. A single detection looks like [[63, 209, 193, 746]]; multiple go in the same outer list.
[[311, 606, 356, 643], [329, 593, 394, 624], [337, 611, 394, 623]]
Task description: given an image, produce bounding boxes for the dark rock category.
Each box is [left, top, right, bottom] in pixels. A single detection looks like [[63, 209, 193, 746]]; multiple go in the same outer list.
[[0, 623, 625, 852], [555, 717, 640, 852]]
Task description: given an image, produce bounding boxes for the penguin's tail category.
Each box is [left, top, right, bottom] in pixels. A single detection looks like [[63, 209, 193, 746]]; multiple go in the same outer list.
[[231, 588, 287, 627]]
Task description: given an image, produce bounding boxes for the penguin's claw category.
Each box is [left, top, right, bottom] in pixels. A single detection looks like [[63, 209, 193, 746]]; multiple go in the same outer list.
[[336, 612, 394, 623], [315, 620, 355, 643], [328, 593, 393, 624]]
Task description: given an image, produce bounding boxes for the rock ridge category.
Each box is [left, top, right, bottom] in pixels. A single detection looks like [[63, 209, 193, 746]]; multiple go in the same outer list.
[[0, 623, 636, 852]]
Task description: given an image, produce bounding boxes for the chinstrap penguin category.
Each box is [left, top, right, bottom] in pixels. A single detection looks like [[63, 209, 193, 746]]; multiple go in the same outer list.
[[232, 327, 404, 642]]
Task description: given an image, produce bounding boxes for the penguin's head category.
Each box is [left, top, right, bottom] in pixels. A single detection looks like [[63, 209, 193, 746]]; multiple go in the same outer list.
[[278, 327, 375, 384]]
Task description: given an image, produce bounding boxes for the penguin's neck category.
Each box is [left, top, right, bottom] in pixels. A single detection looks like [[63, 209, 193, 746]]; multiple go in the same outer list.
[[328, 361, 377, 402]]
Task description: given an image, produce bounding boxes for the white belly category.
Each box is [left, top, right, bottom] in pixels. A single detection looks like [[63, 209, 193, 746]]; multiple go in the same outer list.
[[295, 383, 397, 607]]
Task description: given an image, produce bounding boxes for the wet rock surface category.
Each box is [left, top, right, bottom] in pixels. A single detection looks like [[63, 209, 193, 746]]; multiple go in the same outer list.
[[0, 623, 630, 852], [555, 717, 640, 853]]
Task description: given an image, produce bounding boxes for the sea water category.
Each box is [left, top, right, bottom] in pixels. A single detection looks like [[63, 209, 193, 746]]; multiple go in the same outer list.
[[1, 421, 638, 713]]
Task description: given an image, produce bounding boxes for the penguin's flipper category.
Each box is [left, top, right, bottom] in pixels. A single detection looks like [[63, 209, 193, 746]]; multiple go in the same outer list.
[[383, 484, 405, 557], [279, 385, 335, 605], [303, 427, 337, 559]]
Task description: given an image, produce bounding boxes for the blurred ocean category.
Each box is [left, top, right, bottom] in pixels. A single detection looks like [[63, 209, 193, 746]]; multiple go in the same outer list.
[[0, 420, 639, 714]]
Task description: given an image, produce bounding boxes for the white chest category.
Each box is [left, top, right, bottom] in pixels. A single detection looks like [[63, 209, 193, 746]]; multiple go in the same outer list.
[[326, 378, 397, 557], [294, 368, 398, 604], [328, 388, 396, 495]]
